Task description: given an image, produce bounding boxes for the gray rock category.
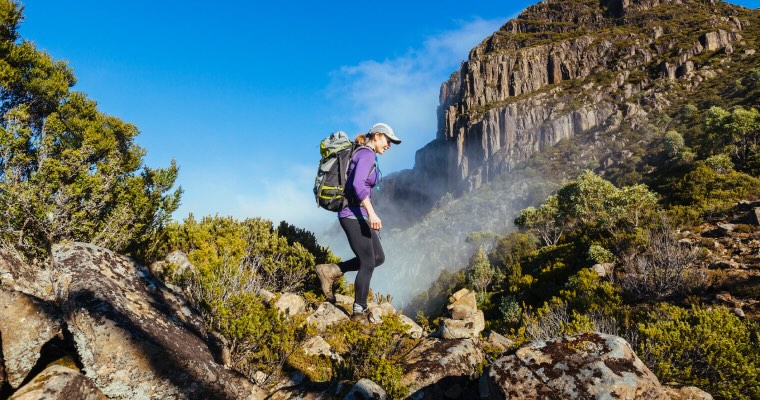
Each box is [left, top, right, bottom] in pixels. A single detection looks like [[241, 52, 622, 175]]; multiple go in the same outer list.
[[301, 336, 342, 362], [9, 364, 106, 400], [52, 242, 265, 400], [439, 310, 485, 339], [274, 292, 306, 318], [399, 314, 425, 339], [591, 263, 614, 278], [484, 332, 670, 400], [0, 287, 62, 388], [307, 302, 349, 332], [401, 338, 484, 398], [344, 379, 388, 400]]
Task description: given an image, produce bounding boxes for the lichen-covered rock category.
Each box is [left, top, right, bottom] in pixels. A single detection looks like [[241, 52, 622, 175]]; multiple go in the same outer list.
[[0, 287, 62, 388], [484, 332, 669, 400], [401, 338, 484, 399], [52, 242, 265, 400], [274, 292, 306, 318], [0, 247, 52, 299], [438, 310, 485, 339], [344, 379, 388, 400], [307, 302, 349, 332], [9, 364, 106, 400]]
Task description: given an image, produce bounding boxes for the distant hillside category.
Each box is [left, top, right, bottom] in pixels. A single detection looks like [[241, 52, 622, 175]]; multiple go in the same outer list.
[[361, 0, 759, 306]]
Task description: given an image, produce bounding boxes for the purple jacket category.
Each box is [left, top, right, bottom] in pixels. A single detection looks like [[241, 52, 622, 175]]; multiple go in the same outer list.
[[338, 147, 377, 219]]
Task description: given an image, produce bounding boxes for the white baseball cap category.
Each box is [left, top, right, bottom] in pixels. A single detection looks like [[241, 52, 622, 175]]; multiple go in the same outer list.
[[369, 123, 401, 144]]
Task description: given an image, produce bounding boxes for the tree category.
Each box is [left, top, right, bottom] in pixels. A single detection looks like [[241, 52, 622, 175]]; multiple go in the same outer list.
[[514, 195, 564, 246], [467, 246, 499, 298], [0, 1, 181, 261], [702, 106, 760, 175]]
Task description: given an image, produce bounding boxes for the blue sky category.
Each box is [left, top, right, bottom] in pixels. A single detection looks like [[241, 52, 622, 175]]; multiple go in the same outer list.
[[20, 0, 757, 235]]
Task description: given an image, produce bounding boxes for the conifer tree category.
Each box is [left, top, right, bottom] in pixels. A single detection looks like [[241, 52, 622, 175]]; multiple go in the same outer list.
[[0, 0, 181, 261]]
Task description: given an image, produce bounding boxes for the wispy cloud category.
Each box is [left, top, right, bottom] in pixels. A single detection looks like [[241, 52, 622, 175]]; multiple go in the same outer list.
[[184, 17, 507, 240], [329, 17, 505, 172]]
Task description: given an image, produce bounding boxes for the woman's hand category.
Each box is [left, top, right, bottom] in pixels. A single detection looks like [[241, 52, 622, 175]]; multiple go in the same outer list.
[[368, 212, 382, 231]]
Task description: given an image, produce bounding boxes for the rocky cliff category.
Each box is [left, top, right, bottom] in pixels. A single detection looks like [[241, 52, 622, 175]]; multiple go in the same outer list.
[[380, 0, 752, 219]]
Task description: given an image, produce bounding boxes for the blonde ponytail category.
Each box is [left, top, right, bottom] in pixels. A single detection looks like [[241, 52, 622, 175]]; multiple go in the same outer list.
[[354, 134, 368, 145]]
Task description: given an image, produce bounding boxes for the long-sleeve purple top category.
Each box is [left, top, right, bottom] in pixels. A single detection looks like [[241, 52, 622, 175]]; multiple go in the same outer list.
[[338, 147, 377, 219]]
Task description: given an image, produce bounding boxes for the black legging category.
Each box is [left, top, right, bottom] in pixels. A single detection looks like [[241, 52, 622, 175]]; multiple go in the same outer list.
[[337, 217, 385, 309]]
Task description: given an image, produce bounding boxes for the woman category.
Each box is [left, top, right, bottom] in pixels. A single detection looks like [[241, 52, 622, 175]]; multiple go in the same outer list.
[[316, 122, 401, 321]]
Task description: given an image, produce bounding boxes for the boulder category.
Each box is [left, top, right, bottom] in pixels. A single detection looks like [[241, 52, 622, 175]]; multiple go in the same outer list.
[[485, 331, 514, 353], [344, 379, 388, 400], [483, 332, 670, 400], [307, 302, 349, 332], [591, 263, 614, 278], [438, 310, 485, 339], [334, 293, 354, 306], [52, 242, 265, 400], [448, 288, 470, 303], [9, 364, 106, 400], [663, 384, 713, 400], [447, 291, 477, 320], [302, 336, 342, 362], [401, 338, 485, 399], [0, 287, 62, 388], [399, 314, 425, 339], [274, 293, 306, 318]]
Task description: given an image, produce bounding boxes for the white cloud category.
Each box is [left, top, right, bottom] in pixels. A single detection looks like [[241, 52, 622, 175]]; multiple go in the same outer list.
[[233, 163, 336, 235], [329, 17, 505, 172]]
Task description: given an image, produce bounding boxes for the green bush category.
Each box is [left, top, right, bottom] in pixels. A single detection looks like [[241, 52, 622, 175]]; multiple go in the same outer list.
[[636, 304, 760, 400], [327, 315, 415, 399]]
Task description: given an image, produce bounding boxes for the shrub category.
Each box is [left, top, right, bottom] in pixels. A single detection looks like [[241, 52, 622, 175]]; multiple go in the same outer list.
[[636, 304, 760, 400], [619, 227, 705, 301], [588, 244, 614, 264], [329, 315, 415, 399]]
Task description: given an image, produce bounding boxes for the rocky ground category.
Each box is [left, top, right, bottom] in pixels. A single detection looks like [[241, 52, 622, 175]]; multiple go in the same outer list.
[[0, 242, 721, 399], [678, 200, 760, 320]]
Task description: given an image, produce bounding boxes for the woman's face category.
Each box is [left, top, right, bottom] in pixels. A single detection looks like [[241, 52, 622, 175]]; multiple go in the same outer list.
[[373, 134, 391, 155]]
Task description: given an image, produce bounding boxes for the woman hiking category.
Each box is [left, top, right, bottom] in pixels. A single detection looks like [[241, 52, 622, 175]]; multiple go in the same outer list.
[[316, 122, 401, 322]]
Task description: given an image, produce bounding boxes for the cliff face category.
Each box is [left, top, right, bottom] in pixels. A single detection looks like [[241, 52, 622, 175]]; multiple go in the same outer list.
[[380, 0, 748, 217]]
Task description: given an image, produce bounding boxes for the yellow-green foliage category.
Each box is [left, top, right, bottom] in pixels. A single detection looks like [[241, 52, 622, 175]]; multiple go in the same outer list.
[[325, 316, 416, 399], [155, 215, 340, 379], [636, 304, 760, 400], [670, 162, 760, 224], [162, 215, 317, 294], [560, 268, 621, 314]]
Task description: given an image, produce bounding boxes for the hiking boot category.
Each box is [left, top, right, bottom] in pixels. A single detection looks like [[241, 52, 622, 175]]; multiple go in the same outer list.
[[351, 304, 377, 324], [315, 263, 342, 303]]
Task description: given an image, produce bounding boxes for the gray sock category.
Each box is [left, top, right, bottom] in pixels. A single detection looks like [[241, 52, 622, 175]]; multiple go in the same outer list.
[[353, 303, 366, 315]]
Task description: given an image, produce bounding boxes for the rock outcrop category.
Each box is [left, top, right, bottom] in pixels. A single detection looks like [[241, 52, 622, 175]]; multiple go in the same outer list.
[[379, 0, 748, 217], [53, 242, 264, 399], [9, 364, 106, 400], [0, 243, 266, 399], [483, 332, 671, 399], [401, 338, 485, 399], [0, 287, 61, 389]]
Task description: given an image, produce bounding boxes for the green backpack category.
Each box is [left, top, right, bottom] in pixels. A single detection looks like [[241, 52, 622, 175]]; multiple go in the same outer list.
[[313, 131, 372, 212]]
